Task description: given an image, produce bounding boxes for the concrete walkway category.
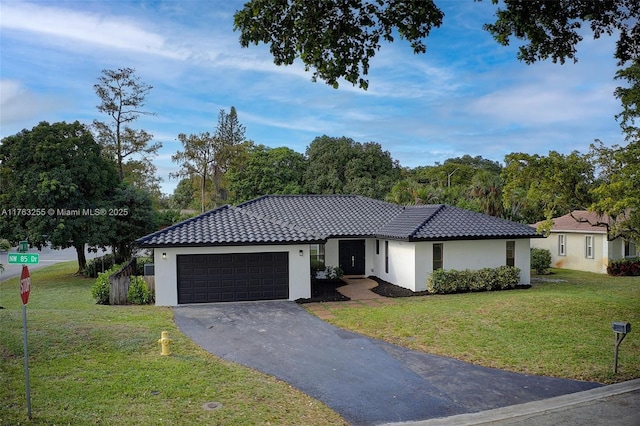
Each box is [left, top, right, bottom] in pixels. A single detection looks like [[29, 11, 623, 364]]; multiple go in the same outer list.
[[305, 275, 394, 320]]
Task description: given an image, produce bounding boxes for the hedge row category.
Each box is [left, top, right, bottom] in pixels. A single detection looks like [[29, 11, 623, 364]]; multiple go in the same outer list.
[[607, 257, 640, 276], [427, 266, 521, 294]]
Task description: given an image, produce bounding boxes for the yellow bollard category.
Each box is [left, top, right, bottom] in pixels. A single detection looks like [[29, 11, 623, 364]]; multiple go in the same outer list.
[[158, 331, 172, 356]]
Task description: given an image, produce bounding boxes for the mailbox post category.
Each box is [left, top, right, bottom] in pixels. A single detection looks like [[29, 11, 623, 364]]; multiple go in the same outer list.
[[612, 322, 631, 374]]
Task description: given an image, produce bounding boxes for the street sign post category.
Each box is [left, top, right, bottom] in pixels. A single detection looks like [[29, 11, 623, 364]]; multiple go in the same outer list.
[[8, 253, 39, 265], [20, 266, 32, 419]]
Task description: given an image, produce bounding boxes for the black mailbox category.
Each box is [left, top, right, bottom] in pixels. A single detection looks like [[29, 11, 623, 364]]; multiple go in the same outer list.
[[612, 322, 631, 333]]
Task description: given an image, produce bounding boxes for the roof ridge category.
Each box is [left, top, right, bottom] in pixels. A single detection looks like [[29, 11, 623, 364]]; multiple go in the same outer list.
[[232, 205, 325, 239], [407, 204, 445, 238]]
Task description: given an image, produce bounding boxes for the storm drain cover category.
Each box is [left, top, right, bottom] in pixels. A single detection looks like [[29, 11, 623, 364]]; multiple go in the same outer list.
[[202, 401, 222, 411]]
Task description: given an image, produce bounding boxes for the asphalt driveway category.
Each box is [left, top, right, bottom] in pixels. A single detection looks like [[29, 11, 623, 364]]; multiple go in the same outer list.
[[174, 301, 601, 425]]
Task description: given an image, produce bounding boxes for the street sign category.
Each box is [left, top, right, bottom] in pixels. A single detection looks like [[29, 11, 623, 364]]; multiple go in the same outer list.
[[19, 241, 29, 253], [8, 253, 39, 265], [20, 266, 31, 305]]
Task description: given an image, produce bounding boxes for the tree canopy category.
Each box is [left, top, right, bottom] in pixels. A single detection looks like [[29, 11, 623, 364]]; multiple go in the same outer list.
[[0, 121, 120, 272], [234, 0, 639, 91], [93, 67, 161, 184], [172, 107, 247, 211], [228, 144, 307, 204], [304, 135, 401, 199], [234, 0, 443, 89]]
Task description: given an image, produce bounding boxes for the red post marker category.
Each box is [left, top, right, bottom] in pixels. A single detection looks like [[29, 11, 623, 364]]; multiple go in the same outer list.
[[20, 265, 32, 419], [20, 265, 31, 305]]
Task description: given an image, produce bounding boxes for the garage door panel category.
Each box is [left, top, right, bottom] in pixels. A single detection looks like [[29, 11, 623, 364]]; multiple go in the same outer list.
[[177, 252, 289, 304]]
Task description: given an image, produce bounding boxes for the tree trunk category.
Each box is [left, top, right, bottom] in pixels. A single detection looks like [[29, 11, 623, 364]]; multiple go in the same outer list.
[[75, 243, 87, 275]]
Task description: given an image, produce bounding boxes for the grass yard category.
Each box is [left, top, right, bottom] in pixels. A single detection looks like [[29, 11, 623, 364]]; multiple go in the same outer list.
[[0, 262, 346, 426], [321, 269, 639, 384]]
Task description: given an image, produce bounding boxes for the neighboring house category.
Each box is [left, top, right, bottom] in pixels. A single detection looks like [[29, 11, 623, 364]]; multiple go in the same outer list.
[[531, 210, 638, 274], [137, 195, 540, 306]]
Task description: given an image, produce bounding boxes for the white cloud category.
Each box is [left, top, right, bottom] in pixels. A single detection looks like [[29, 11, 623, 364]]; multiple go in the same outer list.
[[0, 2, 188, 60], [0, 79, 63, 127]]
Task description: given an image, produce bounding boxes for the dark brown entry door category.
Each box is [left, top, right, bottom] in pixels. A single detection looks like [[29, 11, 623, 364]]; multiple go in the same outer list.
[[339, 240, 366, 275]]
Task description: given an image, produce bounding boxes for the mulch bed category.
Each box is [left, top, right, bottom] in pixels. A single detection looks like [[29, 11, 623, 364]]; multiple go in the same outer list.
[[368, 276, 431, 297], [296, 279, 350, 304]]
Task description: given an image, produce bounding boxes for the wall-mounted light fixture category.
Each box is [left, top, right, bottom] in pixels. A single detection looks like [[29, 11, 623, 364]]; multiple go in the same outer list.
[[162, 253, 167, 260], [299, 249, 304, 256]]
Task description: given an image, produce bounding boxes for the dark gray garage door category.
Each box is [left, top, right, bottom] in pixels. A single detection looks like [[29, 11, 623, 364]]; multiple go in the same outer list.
[[177, 252, 289, 304]]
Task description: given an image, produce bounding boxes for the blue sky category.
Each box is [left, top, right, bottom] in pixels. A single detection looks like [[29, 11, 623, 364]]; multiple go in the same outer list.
[[0, 1, 626, 195]]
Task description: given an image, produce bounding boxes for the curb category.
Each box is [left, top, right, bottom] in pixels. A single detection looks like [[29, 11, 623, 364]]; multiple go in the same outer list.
[[386, 378, 640, 425]]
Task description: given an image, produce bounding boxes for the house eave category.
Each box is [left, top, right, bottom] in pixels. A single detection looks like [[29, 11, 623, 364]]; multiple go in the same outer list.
[[137, 239, 327, 249], [407, 234, 542, 242]]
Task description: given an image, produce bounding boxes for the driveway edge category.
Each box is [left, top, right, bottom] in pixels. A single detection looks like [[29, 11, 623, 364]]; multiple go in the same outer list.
[[386, 378, 640, 425]]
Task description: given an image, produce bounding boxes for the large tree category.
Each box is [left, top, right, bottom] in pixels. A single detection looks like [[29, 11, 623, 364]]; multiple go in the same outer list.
[[211, 106, 246, 204], [234, 1, 640, 115], [588, 59, 640, 241], [501, 151, 595, 224], [172, 107, 248, 211], [304, 135, 400, 199], [93, 67, 162, 182], [0, 121, 119, 273], [171, 131, 217, 213], [99, 185, 158, 263], [234, 0, 443, 89], [228, 144, 307, 203]]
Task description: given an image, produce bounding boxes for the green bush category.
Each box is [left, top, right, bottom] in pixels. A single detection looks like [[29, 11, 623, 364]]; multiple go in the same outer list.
[[0, 238, 11, 251], [607, 257, 640, 276], [91, 264, 122, 305], [127, 276, 153, 305], [531, 248, 552, 275], [325, 266, 344, 280], [83, 253, 117, 277], [427, 266, 521, 294]]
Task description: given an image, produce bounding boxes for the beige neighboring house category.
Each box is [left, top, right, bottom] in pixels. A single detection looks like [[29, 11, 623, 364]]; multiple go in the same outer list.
[[531, 210, 638, 274]]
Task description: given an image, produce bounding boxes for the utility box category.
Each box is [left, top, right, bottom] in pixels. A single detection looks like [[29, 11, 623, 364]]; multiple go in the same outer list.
[[613, 322, 631, 334], [144, 264, 155, 276]]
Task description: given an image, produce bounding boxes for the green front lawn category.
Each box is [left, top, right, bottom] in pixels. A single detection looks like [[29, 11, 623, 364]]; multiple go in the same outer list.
[[0, 262, 346, 425], [320, 269, 639, 384]]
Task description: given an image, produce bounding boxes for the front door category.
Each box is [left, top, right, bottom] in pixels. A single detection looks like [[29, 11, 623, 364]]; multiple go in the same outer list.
[[339, 240, 366, 275]]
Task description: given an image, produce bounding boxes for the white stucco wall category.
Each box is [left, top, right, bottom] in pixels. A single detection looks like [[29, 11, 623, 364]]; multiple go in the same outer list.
[[153, 244, 311, 306], [366, 238, 531, 292], [531, 231, 609, 274], [430, 239, 531, 284], [372, 240, 419, 291]]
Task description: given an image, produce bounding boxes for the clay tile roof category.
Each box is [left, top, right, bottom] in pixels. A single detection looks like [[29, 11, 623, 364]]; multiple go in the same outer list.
[[238, 194, 403, 237], [533, 210, 610, 233], [136, 205, 324, 247], [413, 205, 540, 240], [137, 195, 541, 247]]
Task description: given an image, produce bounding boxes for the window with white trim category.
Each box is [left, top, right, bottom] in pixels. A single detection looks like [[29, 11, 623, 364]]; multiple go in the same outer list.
[[433, 243, 443, 270], [506, 241, 515, 267], [585, 235, 594, 259], [310, 243, 325, 269], [624, 240, 637, 258], [384, 241, 389, 273], [558, 234, 566, 256]]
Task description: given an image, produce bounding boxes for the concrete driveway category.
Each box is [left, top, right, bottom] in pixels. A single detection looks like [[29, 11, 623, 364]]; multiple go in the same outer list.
[[174, 301, 601, 425]]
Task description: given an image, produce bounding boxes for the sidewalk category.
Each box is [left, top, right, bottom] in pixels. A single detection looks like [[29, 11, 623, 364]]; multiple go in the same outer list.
[[386, 379, 640, 426]]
